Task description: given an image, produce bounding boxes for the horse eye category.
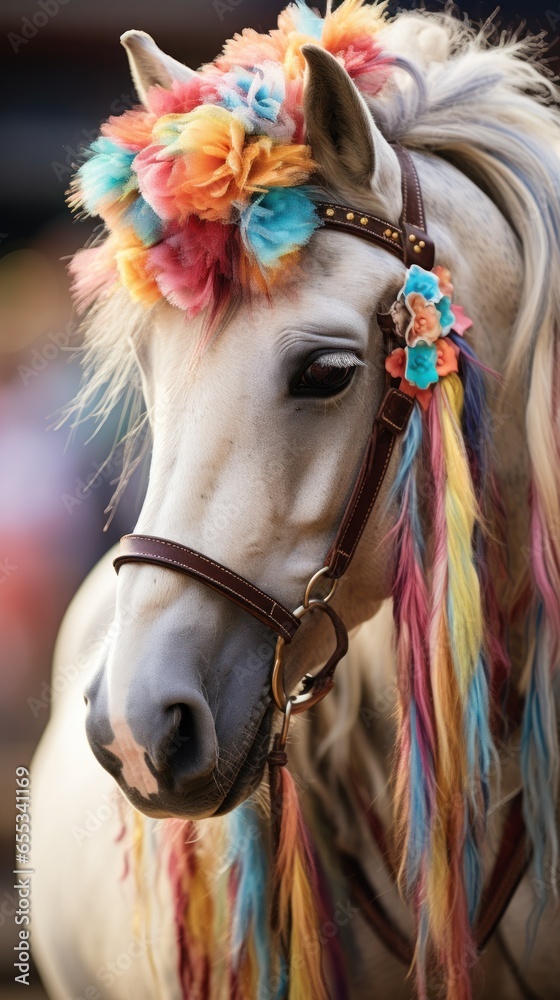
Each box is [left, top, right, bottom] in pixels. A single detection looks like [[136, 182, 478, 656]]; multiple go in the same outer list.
[[290, 351, 358, 397]]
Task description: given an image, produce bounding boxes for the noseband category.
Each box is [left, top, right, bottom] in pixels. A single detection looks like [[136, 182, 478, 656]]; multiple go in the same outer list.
[[114, 144, 428, 711]]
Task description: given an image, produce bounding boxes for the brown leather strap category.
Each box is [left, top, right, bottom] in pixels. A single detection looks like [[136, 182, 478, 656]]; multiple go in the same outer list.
[[325, 386, 415, 579], [114, 535, 300, 642], [475, 791, 529, 949], [316, 202, 407, 262], [318, 145, 435, 271], [339, 851, 414, 966], [393, 145, 434, 269], [342, 790, 529, 967]]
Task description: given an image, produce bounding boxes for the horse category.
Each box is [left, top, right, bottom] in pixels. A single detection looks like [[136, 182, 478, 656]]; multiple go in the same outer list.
[[31, 4, 560, 999]]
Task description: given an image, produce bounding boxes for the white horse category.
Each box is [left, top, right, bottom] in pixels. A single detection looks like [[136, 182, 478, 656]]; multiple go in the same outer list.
[[32, 10, 560, 1000]]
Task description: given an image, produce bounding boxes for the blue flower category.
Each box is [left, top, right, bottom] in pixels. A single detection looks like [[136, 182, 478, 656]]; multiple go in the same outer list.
[[123, 196, 163, 247], [239, 188, 320, 268], [402, 264, 442, 304], [292, 0, 324, 39], [405, 342, 439, 390], [436, 295, 456, 335], [78, 137, 136, 215], [220, 65, 285, 125]]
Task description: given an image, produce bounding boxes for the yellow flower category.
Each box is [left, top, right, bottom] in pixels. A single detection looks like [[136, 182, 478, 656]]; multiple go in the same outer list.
[[115, 244, 161, 306], [145, 106, 316, 222]]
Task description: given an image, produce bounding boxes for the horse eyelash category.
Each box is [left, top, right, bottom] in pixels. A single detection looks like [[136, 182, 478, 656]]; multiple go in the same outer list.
[[314, 352, 365, 368]]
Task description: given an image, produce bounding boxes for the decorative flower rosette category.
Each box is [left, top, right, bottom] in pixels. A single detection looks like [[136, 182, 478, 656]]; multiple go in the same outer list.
[[67, 0, 393, 319], [384, 264, 473, 407]]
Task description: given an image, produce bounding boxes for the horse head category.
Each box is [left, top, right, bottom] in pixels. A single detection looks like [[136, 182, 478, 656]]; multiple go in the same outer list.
[[83, 37, 413, 818]]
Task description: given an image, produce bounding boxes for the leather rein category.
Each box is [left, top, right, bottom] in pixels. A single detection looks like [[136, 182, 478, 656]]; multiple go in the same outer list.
[[113, 145, 528, 962]]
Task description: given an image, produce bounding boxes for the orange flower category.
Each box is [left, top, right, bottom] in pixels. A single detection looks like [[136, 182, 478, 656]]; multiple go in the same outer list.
[[143, 106, 316, 222], [435, 337, 459, 377], [240, 135, 316, 193], [407, 292, 441, 346], [214, 27, 288, 73], [115, 245, 161, 306], [323, 0, 386, 48], [102, 109, 156, 152], [433, 265, 454, 298]]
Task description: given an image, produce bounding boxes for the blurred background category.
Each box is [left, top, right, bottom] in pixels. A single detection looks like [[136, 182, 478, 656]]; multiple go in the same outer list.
[[0, 0, 557, 996]]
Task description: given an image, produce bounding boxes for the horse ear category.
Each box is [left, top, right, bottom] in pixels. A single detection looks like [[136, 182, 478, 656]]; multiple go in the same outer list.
[[302, 44, 402, 218], [120, 30, 196, 106]]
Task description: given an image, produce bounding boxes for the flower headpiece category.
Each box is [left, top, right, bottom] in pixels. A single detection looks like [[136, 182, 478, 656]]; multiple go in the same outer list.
[[385, 264, 473, 407], [68, 0, 393, 318]]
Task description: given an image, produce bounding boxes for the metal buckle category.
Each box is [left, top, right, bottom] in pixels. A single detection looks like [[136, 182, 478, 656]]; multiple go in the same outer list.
[[271, 567, 338, 714]]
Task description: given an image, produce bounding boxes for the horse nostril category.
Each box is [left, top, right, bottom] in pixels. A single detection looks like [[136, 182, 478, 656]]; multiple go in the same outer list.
[[164, 704, 194, 772]]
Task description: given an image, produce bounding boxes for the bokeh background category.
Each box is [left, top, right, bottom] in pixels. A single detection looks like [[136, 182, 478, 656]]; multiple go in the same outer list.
[[0, 1, 557, 996]]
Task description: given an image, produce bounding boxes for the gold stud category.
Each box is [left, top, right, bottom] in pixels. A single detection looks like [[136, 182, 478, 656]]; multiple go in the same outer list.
[[419, 240, 426, 248], [326, 208, 335, 217], [414, 245, 422, 253], [384, 228, 392, 237], [409, 234, 417, 243], [346, 212, 355, 221], [360, 216, 369, 225], [392, 231, 399, 240]]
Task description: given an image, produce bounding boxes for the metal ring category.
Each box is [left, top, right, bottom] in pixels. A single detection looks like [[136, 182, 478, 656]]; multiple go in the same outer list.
[[303, 566, 338, 608], [278, 698, 293, 750], [272, 601, 334, 712]]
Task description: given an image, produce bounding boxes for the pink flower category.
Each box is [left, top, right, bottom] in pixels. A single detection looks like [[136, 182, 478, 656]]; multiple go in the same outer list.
[[451, 304, 473, 336], [146, 217, 238, 317], [145, 77, 221, 116], [133, 145, 177, 220]]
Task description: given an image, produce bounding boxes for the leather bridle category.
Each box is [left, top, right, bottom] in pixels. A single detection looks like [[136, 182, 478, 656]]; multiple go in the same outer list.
[[112, 145, 529, 961], [114, 145, 428, 710]]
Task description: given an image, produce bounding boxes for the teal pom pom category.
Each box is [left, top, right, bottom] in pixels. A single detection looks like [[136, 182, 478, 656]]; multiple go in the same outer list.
[[293, 0, 324, 39], [78, 137, 136, 215], [123, 197, 163, 247], [405, 342, 439, 389], [436, 295, 456, 335], [240, 187, 320, 268], [220, 65, 285, 124], [403, 264, 442, 303]]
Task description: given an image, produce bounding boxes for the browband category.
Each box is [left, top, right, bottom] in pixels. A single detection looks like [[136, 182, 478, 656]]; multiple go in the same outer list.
[[316, 146, 434, 271]]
